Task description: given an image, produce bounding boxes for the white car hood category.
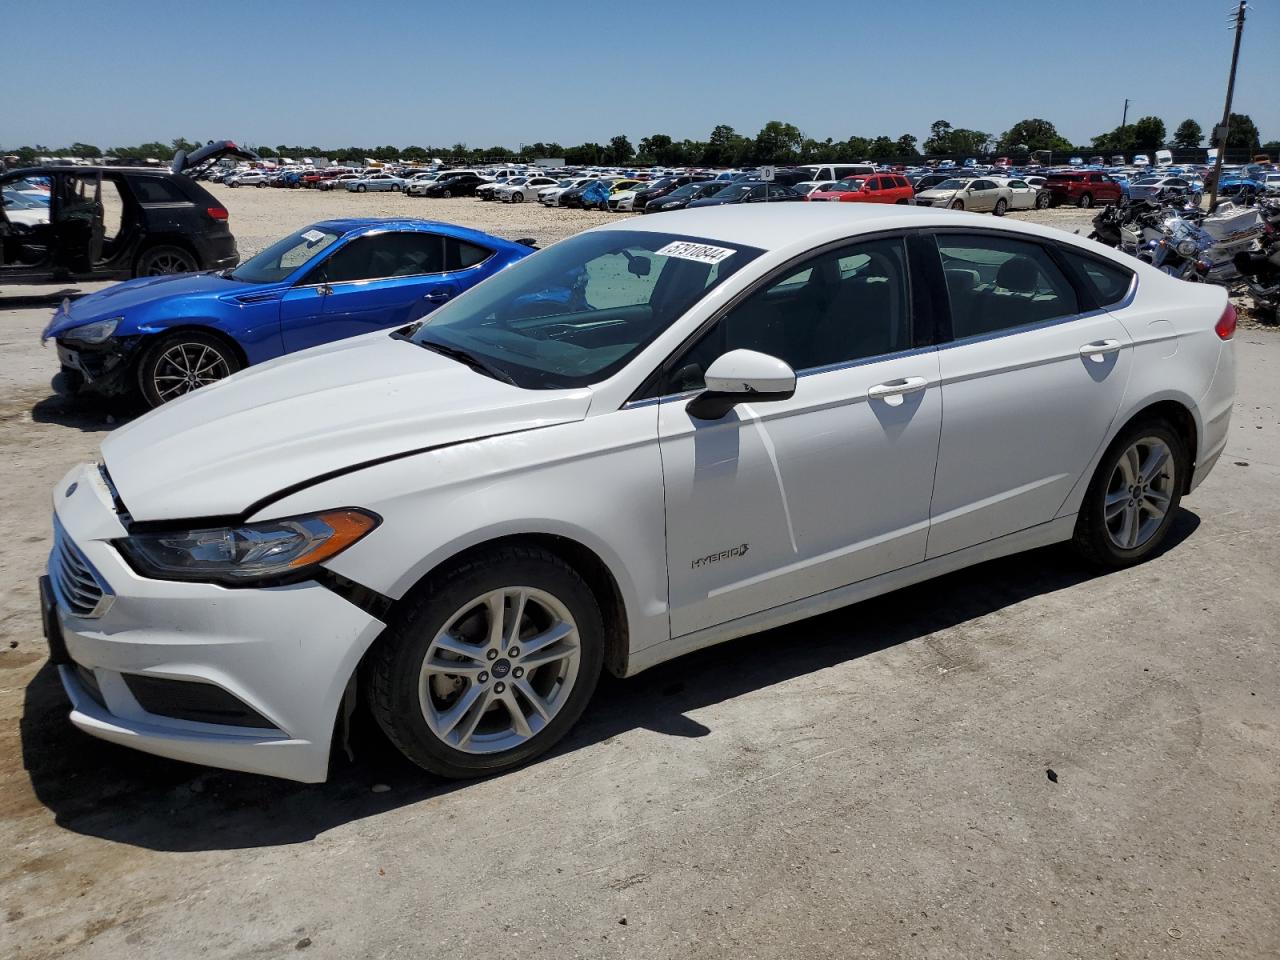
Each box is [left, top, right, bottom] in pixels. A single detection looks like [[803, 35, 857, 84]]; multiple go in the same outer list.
[[102, 332, 592, 522]]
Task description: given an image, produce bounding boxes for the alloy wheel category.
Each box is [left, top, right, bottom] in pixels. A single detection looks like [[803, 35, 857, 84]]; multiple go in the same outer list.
[[141, 250, 196, 275], [419, 587, 581, 754], [151, 342, 232, 402], [1104, 436, 1176, 550]]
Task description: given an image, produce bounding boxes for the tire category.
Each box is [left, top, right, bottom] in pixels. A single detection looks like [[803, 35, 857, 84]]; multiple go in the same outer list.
[[441, 189, 452, 199], [137, 330, 241, 408], [257, 181, 266, 188], [134, 244, 198, 277], [1036, 191, 1051, 209], [393, 184, 402, 192], [228, 181, 239, 188], [1078, 192, 1094, 208], [950, 199, 964, 210], [366, 545, 605, 779], [1072, 419, 1187, 568], [993, 198, 1008, 217], [357, 184, 367, 193], [512, 192, 525, 203]]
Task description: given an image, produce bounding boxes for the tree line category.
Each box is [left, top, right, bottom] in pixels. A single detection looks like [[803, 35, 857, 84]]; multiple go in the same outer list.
[[5, 115, 1274, 167]]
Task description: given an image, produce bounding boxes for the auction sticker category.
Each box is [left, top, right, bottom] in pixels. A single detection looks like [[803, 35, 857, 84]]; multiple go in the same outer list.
[[656, 241, 737, 265], [302, 229, 327, 244]]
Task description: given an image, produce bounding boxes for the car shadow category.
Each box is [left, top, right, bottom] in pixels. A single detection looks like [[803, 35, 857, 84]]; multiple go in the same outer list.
[[0, 287, 87, 309], [30, 393, 137, 432], [20, 510, 1200, 852]]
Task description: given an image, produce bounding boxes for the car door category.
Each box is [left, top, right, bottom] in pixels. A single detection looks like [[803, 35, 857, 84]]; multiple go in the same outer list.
[[1006, 180, 1035, 210], [966, 180, 996, 211], [281, 231, 457, 352], [925, 231, 1133, 558], [656, 235, 943, 636]]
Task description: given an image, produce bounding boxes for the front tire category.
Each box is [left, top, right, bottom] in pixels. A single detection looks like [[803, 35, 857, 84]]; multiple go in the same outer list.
[[512, 191, 525, 203], [951, 199, 964, 210], [1036, 190, 1051, 209], [366, 546, 605, 779], [357, 184, 367, 193], [1078, 192, 1094, 208], [137, 330, 241, 408], [1072, 420, 1186, 567], [441, 189, 452, 198], [993, 198, 1008, 217]]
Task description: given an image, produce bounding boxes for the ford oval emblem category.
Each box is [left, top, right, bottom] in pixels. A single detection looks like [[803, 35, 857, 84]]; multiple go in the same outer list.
[[65, 482, 78, 498]]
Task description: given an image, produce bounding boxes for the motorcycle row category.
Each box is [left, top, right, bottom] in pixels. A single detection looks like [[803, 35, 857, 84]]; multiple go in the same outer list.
[[1088, 191, 1280, 320]]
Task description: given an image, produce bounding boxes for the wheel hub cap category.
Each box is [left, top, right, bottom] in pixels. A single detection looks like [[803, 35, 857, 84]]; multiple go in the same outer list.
[[1104, 436, 1176, 550]]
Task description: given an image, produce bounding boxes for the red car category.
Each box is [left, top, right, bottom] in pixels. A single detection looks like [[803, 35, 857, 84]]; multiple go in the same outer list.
[[807, 172, 914, 204], [1044, 171, 1123, 208], [301, 169, 345, 189]]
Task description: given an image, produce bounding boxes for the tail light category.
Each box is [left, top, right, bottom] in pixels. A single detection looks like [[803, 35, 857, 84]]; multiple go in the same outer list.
[[206, 206, 228, 221], [1215, 302, 1237, 340]]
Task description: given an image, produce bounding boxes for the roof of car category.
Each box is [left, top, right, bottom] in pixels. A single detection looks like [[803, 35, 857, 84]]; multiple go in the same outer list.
[[312, 217, 519, 247]]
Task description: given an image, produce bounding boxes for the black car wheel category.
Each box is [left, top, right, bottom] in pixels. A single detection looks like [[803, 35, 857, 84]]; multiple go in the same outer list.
[[135, 245, 198, 277], [1078, 192, 1094, 208], [993, 198, 1008, 217], [138, 330, 242, 408], [512, 192, 525, 203], [357, 184, 367, 193], [441, 189, 452, 198], [366, 544, 604, 779], [1036, 191, 1051, 209], [257, 181, 266, 188]]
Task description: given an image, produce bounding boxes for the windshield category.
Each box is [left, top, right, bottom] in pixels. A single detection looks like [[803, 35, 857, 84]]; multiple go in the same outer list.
[[411, 230, 762, 388], [935, 179, 969, 190], [711, 184, 754, 200], [830, 179, 865, 192], [229, 225, 342, 283]]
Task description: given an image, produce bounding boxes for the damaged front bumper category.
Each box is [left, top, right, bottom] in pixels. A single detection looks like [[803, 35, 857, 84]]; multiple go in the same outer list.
[[53, 336, 144, 398]]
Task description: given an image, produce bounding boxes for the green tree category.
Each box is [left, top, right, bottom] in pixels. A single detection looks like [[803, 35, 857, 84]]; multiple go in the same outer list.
[[1170, 119, 1202, 150], [1261, 140, 1280, 158], [1224, 113, 1261, 152], [637, 133, 673, 163], [564, 142, 604, 165], [68, 141, 102, 158], [894, 134, 918, 159], [998, 119, 1073, 155], [923, 120, 953, 154], [753, 120, 804, 164], [842, 135, 872, 159], [702, 124, 745, 166], [867, 136, 896, 159], [1129, 116, 1166, 152], [605, 135, 634, 164]]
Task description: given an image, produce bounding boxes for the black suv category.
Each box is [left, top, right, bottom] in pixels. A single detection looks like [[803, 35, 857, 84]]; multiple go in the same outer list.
[[0, 141, 256, 284]]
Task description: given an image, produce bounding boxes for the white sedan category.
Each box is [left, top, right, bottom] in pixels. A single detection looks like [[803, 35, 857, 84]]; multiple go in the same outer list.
[[539, 177, 593, 206], [496, 175, 560, 203], [991, 177, 1048, 211], [45, 205, 1235, 782], [347, 173, 406, 193]]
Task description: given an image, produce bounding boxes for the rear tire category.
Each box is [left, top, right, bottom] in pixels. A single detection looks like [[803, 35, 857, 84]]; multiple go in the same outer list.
[[441, 189, 452, 198], [134, 245, 198, 277], [366, 545, 605, 779], [1072, 419, 1187, 568], [1078, 192, 1094, 208], [993, 198, 1008, 216]]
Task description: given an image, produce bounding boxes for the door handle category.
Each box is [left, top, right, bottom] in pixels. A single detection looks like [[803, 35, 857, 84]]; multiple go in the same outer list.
[[1079, 339, 1122, 359], [423, 289, 452, 302], [867, 376, 928, 399]]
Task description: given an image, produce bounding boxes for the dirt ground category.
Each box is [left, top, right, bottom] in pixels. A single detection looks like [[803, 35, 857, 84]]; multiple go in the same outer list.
[[1, 192, 1277, 960]]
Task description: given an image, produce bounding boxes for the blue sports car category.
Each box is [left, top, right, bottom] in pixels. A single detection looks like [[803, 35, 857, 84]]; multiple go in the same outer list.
[[43, 218, 536, 407]]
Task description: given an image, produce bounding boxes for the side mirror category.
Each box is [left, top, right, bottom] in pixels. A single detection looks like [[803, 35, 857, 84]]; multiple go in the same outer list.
[[686, 349, 796, 420]]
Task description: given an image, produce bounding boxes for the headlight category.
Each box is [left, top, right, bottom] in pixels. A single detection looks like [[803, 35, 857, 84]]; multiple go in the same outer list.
[[1176, 238, 1199, 258], [64, 317, 120, 345], [117, 509, 379, 584]]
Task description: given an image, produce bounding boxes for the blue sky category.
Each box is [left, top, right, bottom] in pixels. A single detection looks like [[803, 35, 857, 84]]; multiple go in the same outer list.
[[8, 0, 1278, 151]]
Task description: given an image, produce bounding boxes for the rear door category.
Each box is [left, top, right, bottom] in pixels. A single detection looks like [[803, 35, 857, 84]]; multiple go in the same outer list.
[[282, 231, 457, 351], [925, 231, 1133, 557]]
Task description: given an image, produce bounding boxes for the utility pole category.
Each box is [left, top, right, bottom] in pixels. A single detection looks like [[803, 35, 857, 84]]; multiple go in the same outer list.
[[1121, 98, 1130, 132], [1208, 1, 1247, 210]]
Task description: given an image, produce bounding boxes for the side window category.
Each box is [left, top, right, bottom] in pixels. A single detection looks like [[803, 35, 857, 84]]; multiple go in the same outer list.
[[128, 177, 189, 204], [936, 233, 1080, 338], [315, 232, 445, 284], [1054, 246, 1134, 306], [866, 178, 881, 191], [446, 238, 493, 270], [664, 237, 912, 393], [1009, 180, 1028, 189]]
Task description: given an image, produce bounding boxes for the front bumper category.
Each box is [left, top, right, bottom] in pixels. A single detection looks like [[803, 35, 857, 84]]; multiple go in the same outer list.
[[53, 336, 143, 398], [45, 463, 386, 782]]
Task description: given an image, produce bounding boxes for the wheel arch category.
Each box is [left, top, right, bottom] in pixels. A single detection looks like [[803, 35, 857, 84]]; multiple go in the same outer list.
[[377, 531, 632, 679], [1117, 398, 1199, 494], [136, 323, 250, 370], [133, 235, 202, 274]]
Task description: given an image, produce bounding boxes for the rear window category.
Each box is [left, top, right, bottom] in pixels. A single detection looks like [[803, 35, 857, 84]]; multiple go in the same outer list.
[[1056, 246, 1134, 306], [128, 177, 190, 203], [447, 238, 493, 270]]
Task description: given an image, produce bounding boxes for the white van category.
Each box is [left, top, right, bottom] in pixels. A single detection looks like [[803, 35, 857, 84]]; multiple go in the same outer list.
[[1155, 149, 1173, 168], [796, 163, 876, 184]]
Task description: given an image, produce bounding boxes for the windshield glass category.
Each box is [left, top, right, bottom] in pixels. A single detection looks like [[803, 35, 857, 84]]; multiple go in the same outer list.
[[936, 179, 969, 190], [230, 225, 342, 283], [711, 184, 753, 200], [411, 230, 763, 388], [831, 179, 865, 191]]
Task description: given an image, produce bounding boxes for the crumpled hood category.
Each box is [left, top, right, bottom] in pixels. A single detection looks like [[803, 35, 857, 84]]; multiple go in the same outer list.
[[43, 273, 251, 339], [102, 332, 592, 522]]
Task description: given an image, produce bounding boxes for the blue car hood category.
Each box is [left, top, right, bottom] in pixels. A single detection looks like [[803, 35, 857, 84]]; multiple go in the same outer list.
[[43, 273, 264, 339]]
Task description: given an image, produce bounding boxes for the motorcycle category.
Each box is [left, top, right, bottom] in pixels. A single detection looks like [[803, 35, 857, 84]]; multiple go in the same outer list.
[[1233, 204, 1280, 319]]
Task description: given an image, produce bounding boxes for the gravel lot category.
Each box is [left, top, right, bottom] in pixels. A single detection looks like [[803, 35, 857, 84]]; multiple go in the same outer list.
[[0, 191, 1277, 960]]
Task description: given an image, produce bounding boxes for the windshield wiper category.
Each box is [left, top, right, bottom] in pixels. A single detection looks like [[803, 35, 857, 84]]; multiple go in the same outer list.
[[414, 338, 517, 385]]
